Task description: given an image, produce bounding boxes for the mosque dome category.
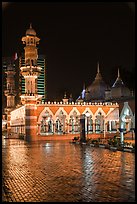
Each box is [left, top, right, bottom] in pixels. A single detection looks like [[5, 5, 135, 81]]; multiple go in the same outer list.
[[85, 63, 108, 101], [111, 69, 131, 98], [26, 24, 36, 36]]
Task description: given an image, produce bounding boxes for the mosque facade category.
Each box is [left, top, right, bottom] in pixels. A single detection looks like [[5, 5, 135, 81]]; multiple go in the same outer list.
[[4, 25, 135, 142]]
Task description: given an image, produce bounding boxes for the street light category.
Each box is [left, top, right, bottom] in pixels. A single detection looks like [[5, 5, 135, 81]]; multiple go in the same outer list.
[[85, 112, 90, 139]]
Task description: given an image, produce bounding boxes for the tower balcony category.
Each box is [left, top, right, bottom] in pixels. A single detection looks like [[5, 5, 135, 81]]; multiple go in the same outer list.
[[4, 89, 16, 96], [20, 94, 43, 102], [5, 71, 16, 76], [20, 66, 42, 76]]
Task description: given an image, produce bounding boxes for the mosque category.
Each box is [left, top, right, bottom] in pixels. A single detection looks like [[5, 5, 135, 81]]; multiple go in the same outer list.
[[3, 25, 135, 142]]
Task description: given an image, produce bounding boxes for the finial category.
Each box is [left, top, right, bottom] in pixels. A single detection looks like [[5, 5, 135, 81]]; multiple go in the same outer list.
[[64, 92, 66, 98], [97, 61, 100, 73], [30, 23, 32, 29], [118, 68, 120, 78]]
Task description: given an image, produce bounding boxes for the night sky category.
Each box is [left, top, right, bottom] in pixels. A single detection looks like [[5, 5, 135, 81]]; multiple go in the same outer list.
[[2, 2, 135, 101]]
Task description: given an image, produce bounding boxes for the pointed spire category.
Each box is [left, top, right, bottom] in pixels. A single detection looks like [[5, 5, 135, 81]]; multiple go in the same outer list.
[[97, 61, 100, 73], [95, 61, 102, 80], [30, 23, 32, 29], [112, 68, 124, 87], [118, 68, 120, 78]]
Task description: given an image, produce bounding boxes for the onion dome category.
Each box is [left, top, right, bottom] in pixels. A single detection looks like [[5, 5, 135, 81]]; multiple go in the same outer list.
[[26, 23, 36, 36], [85, 62, 108, 101], [111, 68, 131, 98]]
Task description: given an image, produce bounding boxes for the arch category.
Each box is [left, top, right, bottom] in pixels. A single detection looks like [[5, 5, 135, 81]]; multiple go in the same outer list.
[[68, 107, 81, 134], [105, 108, 119, 132], [38, 107, 54, 135], [81, 108, 94, 133], [55, 107, 68, 118], [82, 107, 93, 117], [7, 82, 10, 89], [38, 107, 54, 123], [94, 110, 105, 133], [94, 107, 106, 117], [54, 107, 68, 134], [68, 107, 80, 117]]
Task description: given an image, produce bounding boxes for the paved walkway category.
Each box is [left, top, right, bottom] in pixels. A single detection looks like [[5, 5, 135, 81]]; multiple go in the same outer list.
[[2, 138, 135, 202]]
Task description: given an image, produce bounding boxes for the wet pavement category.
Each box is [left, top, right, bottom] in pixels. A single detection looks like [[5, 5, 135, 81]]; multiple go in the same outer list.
[[2, 138, 135, 202]]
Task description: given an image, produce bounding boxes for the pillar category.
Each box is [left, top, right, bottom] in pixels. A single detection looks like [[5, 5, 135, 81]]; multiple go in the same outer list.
[[92, 122, 95, 133], [63, 116, 65, 133], [67, 123, 70, 134], [109, 120, 112, 131], [80, 114, 86, 142], [53, 123, 56, 134], [25, 104, 38, 142], [120, 131, 124, 144]]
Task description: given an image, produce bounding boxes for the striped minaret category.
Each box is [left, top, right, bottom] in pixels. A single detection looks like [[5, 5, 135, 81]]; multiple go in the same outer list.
[[4, 64, 16, 137], [20, 24, 42, 142]]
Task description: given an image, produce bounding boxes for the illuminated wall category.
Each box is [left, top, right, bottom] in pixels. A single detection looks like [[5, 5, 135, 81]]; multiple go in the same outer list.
[[10, 102, 120, 138], [10, 105, 25, 126]]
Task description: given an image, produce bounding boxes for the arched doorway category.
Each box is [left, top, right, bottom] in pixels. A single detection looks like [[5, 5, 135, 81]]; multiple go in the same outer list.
[[69, 110, 80, 134], [95, 112, 104, 133], [55, 110, 66, 134], [40, 110, 53, 135]]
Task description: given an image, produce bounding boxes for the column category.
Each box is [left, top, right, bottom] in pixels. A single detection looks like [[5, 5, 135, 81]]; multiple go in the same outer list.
[[120, 131, 124, 144], [25, 104, 38, 142], [103, 120, 106, 139], [109, 120, 112, 131], [80, 114, 86, 142], [92, 122, 95, 133], [53, 123, 56, 134], [63, 116, 65, 133], [51, 122, 54, 133], [67, 123, 70, 134]]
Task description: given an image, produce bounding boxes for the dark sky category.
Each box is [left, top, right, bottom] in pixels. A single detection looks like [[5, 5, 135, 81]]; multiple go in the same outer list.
[[2, 2, 135, 101]]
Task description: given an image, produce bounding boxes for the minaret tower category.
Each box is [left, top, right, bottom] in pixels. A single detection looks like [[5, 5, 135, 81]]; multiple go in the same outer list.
[[4, 64, 16, 136], [20, 24, 42, 104], [20, 24, 42, 142]]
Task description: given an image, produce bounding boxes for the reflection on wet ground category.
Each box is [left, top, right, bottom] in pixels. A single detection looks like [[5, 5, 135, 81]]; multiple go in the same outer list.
[[2, 139, 135, 202]]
